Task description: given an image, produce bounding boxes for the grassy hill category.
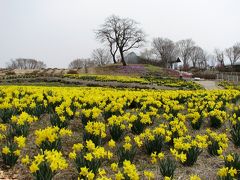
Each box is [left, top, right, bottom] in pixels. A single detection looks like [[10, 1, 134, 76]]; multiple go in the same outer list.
[[0, 64, 184, 78]]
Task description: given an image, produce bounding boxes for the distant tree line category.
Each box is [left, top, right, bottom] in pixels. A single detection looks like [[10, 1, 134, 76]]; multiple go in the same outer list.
[[68, 48, 112, 69], [5, 14, 240, 71], [68, 58, 94, 69], [140, 39, 240, 71], [139, 38, 208, 70], [92, 14, 240, 70], [214, 43, 240, 67], [7, 58, 46, 69]]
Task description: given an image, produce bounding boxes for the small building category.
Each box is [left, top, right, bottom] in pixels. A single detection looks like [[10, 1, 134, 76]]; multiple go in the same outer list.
[[125, 52, 143, 64], [168, 57, 181, 69]]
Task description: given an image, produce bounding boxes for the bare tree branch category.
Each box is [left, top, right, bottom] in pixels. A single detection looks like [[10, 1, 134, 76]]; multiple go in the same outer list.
[[225, 42, 240, 66], [68, 58, 95, 69], [214, 48, 225, 67], [152, 38, 177, 68], [91, 48, 111, 66], [95, 15, 146, 66], [176, 39, 195, 69]]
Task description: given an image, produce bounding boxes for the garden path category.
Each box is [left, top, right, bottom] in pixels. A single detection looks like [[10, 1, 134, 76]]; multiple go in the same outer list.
[[194, 80, 223, 90]]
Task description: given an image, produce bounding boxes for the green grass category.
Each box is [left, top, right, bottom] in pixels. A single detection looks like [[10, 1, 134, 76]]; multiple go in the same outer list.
[[144, 64, 164, 74]]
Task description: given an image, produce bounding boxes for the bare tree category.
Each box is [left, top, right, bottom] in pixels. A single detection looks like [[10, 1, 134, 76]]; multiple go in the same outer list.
[[68, 59, 85, 69], [108, 40, 118, 64], [7, 58, 46, 69], [214, 49, 225, 67], [91, 48, 111, 66], [189, 46, 204, 68], [152, 38, 177, 68], [140, 48, 156, 61], [96, 16, 118, 64], [176, 39, 195, 69], [68, 58, 95, 69], [199, 50, 209, 69], [96, 15, 146, 66], [225, 43, 240, 66]]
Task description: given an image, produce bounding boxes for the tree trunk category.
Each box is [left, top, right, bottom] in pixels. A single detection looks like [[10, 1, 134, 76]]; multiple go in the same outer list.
[[111, 54, 117, 64], [183, 57, 189, 70], [110, 49, 117, 64], [193, 61, 196, 68], [119, 49, 127, 66]]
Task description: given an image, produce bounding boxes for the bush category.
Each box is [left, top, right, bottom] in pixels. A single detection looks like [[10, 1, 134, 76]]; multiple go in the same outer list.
[[25, 70, 39, 76], [192, 72, 216, 79], [67, 69, 79, 74], [5, 71, 16, 75]]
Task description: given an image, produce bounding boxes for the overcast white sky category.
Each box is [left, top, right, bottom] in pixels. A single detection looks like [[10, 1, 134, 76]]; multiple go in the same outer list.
[[0, 0, 240, 68]]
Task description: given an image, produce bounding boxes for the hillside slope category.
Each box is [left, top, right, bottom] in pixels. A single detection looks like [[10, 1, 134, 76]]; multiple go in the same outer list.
[[0, 64, 192, 78]]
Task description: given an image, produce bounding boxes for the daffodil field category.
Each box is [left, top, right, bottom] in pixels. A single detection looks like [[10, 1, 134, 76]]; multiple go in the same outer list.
[[64, 74, 203, 90], [1, 86, 240, 179]]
